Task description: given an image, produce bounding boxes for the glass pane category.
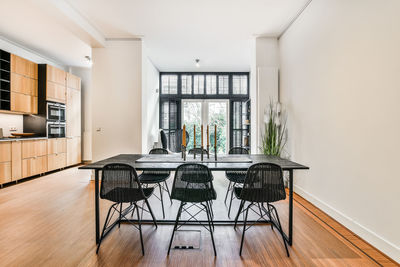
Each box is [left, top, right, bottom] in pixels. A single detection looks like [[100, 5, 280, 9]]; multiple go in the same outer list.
[[208, 102, 227, 154], [161, 75, 178, 94], [183, 101, 202, 150], [232, 75, 247, 95], [193, 75, 204, 94], [181, 75, 192, 94], [169, 102, 177, 129], [233, 130, 241, 147], [206, 75, 217, 94], [161, 101, 169, 129], [218, 75, 229, 94], [232, 102, 241, 129]]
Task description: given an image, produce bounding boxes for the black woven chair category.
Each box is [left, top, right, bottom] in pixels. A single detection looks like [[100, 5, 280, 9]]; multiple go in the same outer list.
[[224, 147, 249, 217], [167, 163, 217, 256], [139, 148, 172, 218], [97, 163, 157, 255], [233, 163, 289, 256], [160, 130, 168, 149], [169, 129, 189, 153]]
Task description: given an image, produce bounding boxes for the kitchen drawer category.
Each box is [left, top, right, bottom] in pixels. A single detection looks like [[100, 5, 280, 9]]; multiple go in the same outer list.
[[0, 142, 11, 162], [0, 162, 11, 185], [47, 138, 66, 154], [48, 152, 66, 171], [22, 140, 47, 159], [22, 155, 47, 177]]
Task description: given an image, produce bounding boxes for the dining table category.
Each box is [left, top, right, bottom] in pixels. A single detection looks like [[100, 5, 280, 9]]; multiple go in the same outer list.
[[79, 153, 309, 246]]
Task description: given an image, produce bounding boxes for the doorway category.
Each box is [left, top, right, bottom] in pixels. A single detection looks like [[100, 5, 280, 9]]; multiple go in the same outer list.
[[182, 100, 229, 154]]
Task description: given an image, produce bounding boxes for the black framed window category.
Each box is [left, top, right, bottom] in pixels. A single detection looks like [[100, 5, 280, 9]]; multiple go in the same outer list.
[[161, 74, 178, 94], [193, 75, 205, 94], [206, 75, 217, 95], [160, 72, 250, 151]]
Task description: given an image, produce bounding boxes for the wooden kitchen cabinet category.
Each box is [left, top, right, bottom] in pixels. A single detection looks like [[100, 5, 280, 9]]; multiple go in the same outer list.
[[22, 156, 47, 178], [11, 54, 38, 79], [11, 141, 22, 181], [66, 87, 81, 137], [11, 73, 38, 96], [46, 65, 66, 86], [67, 137, 81, 166], [0, 142, 12, 184], [10, 92, 38, 114], [47, 138, 66, 171], [47, 81, 66, 103], [22, 139, 47, 159], [67, 73, 81, 90]]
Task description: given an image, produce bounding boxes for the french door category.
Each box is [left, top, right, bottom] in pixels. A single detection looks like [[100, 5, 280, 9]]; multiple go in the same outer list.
[[182, 100, 229, 154]]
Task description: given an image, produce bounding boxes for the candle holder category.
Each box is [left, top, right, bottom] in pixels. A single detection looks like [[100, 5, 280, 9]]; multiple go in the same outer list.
[[181, 145, 186, 161], [201, 146, 204, 161], [207, 145, 210, 159], [214, 145, 217, 161], [193, 146, 196, 159]]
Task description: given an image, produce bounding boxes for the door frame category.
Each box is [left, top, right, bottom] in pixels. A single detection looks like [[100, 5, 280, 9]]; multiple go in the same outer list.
[[181, 99, 230, 153]]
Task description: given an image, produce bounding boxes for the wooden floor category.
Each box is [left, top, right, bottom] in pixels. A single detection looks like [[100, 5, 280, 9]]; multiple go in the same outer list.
[[0, 167, 396, 267]]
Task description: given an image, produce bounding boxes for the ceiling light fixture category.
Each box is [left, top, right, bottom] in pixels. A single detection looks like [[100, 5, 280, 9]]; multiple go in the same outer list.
[[195, 59, 200, 68]]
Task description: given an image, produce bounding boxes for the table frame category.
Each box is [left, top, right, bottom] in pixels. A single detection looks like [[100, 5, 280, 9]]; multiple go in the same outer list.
[[79, 154, 308, 246]]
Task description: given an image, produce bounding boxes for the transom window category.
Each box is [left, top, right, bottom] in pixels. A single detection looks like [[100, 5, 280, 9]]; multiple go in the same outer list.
[[232, 75, 248, 95], [161, 75, 178, 94]]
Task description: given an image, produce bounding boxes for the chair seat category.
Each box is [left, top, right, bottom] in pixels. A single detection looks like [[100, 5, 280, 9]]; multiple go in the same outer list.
[[225, 171, 246, 183], [139, 172, 170, 184], [234, 187, 286, 203], [103, 187, 154, 203], [172, 188, 217, 203]]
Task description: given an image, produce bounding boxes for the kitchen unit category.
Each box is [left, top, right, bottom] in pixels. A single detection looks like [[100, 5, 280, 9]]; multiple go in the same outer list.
[[0, 49, 82, 187]]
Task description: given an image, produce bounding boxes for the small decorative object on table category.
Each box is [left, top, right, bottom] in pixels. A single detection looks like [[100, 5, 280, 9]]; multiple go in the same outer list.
[[201, 125, 204, 161], [206, 125, 210, 159], [214, 125, 217, 161]]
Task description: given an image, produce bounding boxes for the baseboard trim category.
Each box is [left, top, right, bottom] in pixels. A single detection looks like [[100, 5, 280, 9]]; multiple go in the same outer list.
[[294, 184, 400, 263]]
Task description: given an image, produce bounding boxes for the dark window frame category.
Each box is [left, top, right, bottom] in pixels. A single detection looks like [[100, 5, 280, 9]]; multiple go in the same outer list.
[[159, 72, 250, 151]]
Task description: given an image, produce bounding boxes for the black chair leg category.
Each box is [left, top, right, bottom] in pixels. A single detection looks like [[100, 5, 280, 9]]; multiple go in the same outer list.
[[158, 183, 165, 219], [271, 204, 290, 257], [135, 203, 145, 256], [234, 200, 245, 229], [267, 203, 274, 230], [206, 201, 215, 231], [118, 203, 122, 228], [164, 181, 173, 205], [239, 203, 251, 256], [145, 198, 158, 228], [168, 202, 184, 255], [224, 181, 232, 204], [203, 203, 217, 256], [97, 203, 116, 254], [227, 182, 236, 218]]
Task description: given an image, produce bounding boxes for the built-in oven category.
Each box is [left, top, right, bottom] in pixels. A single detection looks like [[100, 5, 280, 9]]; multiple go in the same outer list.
[[47, 122, 66, 138], [47, 102, 66, 122]]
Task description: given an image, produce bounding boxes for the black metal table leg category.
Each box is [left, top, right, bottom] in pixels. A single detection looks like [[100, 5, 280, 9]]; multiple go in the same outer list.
[[288, 169, 293, 246], [95, 170, 100, 244]]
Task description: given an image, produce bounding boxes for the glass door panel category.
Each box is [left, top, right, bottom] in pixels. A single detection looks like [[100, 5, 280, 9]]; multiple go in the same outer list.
[[208, 101, 228, 154], [182, 101, 202, 150]]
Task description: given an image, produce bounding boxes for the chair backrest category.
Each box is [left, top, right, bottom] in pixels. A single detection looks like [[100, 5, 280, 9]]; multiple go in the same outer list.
[[100, 163, 145, 203], [188, 147, 208, 155], [169, 130, 189, 153], [240, 163, 286, 203], [149, 148, 169, 155], [171, 163, 215, 203], [160, 130, 168, 149], [144, 148, 170, 175], [229, 147, 249, 155]]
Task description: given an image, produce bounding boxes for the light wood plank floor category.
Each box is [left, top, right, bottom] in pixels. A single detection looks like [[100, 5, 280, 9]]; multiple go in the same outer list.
[[0, 167, 396, 266]]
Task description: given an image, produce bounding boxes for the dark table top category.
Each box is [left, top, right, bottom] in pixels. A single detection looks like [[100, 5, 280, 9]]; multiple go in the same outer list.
[[79, 154, 309, 171]]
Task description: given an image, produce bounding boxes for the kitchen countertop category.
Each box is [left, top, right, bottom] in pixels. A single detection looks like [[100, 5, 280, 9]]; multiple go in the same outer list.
[[0, 137, 49, 142]]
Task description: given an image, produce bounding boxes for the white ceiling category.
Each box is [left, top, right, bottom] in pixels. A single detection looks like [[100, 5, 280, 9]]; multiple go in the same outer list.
[[0, 0, 309, 70]]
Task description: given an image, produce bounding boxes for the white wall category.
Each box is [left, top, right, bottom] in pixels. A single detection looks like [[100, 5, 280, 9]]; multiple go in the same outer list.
[[91, 40, 142, 162], [250, 37, 279, 152], [141, 45, 160, 153], [279, 0, 400, 261], [70, 67, 92, 161]]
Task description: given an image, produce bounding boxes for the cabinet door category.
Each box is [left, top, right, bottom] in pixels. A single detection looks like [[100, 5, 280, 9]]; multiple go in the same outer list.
[[10, 92, 38, 114], [22, 155, 47, 177], [11, 73, 38, 96], [47, 81, 66, 103], [22, 140, 47, 159], [0, 162, 12, 184], [0, 142, 11, 162], [10, 54, 37, 79], [66, 88, 81, 137], [48, 138, 66, 154], [48, 153, 66, 171], [11, 141, 22, 181], [67, 73, 81, 91], [47, 65, 66, 86], [67, 137, 81, 166]]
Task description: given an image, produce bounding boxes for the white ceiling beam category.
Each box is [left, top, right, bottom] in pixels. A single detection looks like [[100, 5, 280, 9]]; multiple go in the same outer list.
[[47, 0, 106, 48]]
